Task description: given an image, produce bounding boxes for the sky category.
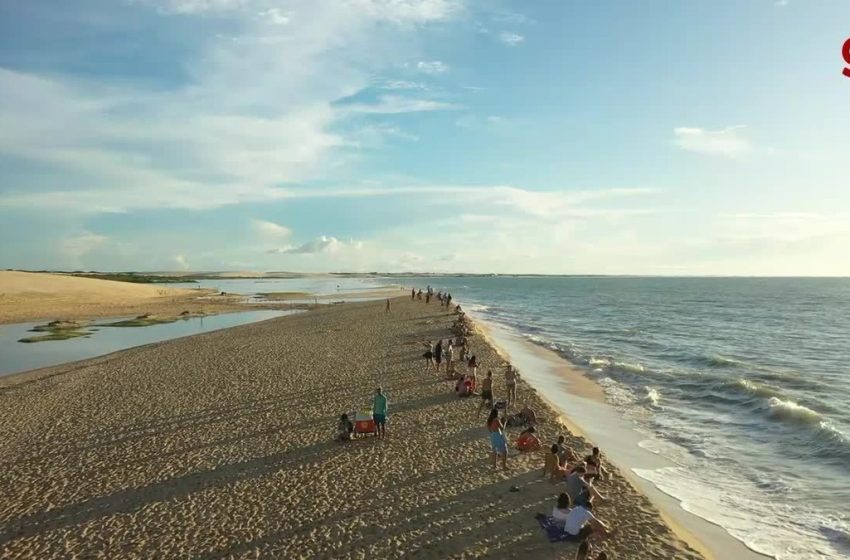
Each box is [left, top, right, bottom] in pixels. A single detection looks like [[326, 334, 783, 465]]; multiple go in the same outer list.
[[1, 0, 849, 275]]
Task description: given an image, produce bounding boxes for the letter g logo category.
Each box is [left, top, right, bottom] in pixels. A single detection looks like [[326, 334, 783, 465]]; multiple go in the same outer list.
[[843, 38, 850, 77]]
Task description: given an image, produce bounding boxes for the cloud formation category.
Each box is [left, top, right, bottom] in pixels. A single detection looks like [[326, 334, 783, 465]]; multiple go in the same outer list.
[[673, 126, 751, 157], [253, 220, 292, 238], [416, 60, 449, 74], [268, 236, 364, 254], [0, 2, 465, 214], [498, 32, 525, 46]]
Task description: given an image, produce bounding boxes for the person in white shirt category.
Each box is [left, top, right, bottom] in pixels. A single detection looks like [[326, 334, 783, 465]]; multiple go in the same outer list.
[[563, 502, 610, 541], [552, 492, 571, 522]]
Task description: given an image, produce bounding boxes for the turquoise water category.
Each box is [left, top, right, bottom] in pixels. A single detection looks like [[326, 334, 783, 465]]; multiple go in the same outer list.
[[395, 277, 850, 560], [0, 310, 289, 378]]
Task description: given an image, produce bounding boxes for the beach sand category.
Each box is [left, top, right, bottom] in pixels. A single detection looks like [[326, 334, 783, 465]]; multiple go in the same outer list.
[[0, 298, 703, 559], [0, 271, 256, 325]]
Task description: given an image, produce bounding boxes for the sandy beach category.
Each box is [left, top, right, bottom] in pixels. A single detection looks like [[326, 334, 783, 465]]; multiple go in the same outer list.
[[0, 297, 703, 559], [0, 271, 256, 325]]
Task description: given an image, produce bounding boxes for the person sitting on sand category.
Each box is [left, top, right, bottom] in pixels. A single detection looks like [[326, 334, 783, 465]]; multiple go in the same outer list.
[[519, 405, 537, 425], [516, 426, 541, 452], [556, 435, 579, 467], [372, 387, 388, 440], [575, 541, 608, 560], [455, 374, 473, 397], [563, 502, 611, 542], [477, 370, 495, 417], [544, 444, 570, 481], [337, 413, 354, 441], [584, 447, 608, 481], [566, 466, 607, 507], [487, 408, 508, 470], [552, 492, 571, 522], [543, 444, 560, 479]]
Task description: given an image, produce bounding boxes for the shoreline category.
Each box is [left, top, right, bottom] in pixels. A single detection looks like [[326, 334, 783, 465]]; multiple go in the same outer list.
[[465, 308, 772, 560], [0, 298, 702, 559]]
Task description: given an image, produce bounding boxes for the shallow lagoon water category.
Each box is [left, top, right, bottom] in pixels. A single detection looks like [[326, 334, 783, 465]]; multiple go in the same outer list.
[[0, 310, 289, 378]]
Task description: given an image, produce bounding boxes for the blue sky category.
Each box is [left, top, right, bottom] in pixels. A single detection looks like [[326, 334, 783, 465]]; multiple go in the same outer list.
[[1, 0, 849, 274]]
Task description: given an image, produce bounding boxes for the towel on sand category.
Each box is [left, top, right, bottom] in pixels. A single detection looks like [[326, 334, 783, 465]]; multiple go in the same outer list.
[[535, 513, 572, 543]]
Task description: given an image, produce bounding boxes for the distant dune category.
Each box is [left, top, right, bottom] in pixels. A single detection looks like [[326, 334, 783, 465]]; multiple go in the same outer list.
[[0, 271, 243, 324], [0, 271, 193, 298]]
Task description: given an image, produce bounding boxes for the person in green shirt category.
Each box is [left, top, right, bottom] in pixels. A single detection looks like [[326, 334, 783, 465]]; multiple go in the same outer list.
[[372, 387, 388, 439]]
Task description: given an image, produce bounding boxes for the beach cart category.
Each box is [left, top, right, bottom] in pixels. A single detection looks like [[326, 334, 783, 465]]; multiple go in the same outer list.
[[353, 410, 376, 437]]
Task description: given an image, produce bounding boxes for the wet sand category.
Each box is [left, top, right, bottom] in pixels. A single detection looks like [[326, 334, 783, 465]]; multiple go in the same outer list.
[[0, 298, 703, 559]]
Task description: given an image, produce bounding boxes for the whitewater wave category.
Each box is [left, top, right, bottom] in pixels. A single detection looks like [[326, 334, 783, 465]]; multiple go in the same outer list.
[[733, 378, 783, 399], [613, 360, 646, 374], [633, 465, 850, 560], [766, 397, 823, 426], [643, 387, 661, 407]]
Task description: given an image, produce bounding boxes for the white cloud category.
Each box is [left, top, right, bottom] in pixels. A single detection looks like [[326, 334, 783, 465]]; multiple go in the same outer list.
[[775, 0, 789, 6], [673, 126, 752, 157], [252, 219, 292, 238], [174, 254, 190, 270], [416, 60, 449, 74], [143, 0, 247, 15], [498, 32, 524, 46], [269, 235, 363, 254], [61, 231, 108, 258], [259, 7, 290, 24], [716, 212, 847, 243], [344, 94, 460, 114], [0, 2, 466, 214], [381, 80, 428, 90]]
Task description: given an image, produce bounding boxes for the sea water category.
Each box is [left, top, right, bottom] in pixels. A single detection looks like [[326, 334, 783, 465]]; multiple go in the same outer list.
[[394, 277, 850, 560]]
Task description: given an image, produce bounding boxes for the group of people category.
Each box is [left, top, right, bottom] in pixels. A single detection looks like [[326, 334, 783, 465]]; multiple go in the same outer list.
[[337, 386, 389, 442], [542, 437, 614, 546], [349, 288, 613, 552], [411, 286, 453, 309]]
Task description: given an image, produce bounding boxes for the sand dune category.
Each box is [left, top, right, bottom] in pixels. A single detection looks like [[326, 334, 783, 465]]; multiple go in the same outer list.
[[0, 298, 703, 559], [0, 271, 244, 324]]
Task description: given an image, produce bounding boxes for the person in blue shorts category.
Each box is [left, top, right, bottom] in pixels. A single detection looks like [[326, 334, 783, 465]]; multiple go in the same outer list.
[[486, 408, 508, 470], [372, 387, 388, 439]]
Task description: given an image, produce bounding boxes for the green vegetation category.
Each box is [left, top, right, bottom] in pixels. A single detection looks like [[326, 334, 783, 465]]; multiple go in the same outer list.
[[99, 315, 182, 327], [20, 320, 93, 343], [19, 330, 92, 343], [69, 272, 196, 284]]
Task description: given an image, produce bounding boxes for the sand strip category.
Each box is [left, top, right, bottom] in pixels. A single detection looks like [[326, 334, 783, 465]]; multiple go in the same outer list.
[[0, 298, 703, 559]]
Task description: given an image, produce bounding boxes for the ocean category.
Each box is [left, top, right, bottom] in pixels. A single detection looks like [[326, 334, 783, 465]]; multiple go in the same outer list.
[[393, 276, 850, 560]]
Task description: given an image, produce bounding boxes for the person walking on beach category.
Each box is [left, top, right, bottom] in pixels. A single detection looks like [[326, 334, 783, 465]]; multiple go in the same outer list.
[[426, 292, 431, 304], [446, 293, 452, 308], [386, 298, 391, 313], [423, 341, 436, 370], [435, 339, 444, 373], [411, 288, 416, 300], [446, 340, 454, 375], [372, 387, 388, 439], [505, 365, 518, 406], [478, 370, 494, 417]]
